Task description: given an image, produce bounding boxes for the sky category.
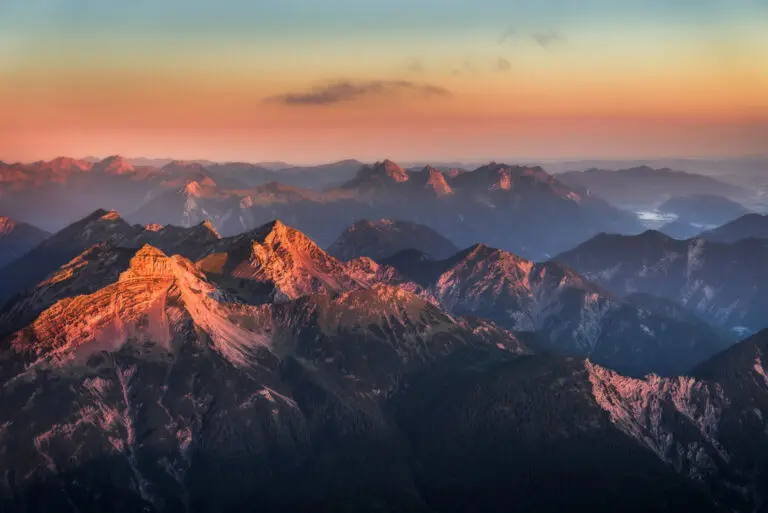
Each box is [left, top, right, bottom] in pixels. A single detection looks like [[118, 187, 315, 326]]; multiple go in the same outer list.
[[0, 0, 766, 163]]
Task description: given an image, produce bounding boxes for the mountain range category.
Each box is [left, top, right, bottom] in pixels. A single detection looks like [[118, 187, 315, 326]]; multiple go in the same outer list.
[[557, 165, 750, 210], [0, 156, 364, 233], [327, 219, 459, 261], [0, 216, 49, 266], [657, 194, 750, 239], [0, 211, 738, 376], [378, 244, 730, 377], [4, 152, 768, 512], [1, 156, 646, 260], [659, 194, 749, 226], [699, 213, 768, 243], [3, 210, 768, 511], [168, 159, 641, 259], [556, 230, 768, 335]]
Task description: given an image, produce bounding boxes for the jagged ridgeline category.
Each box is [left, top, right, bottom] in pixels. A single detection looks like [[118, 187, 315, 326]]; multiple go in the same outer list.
[[1, 157, 644, 260], [0, 210, 765, 512]]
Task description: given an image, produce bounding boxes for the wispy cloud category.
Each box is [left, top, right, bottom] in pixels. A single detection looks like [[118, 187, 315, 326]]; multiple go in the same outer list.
[[265, 80, 451, 106], [498, 25, 564, 49], [498, 26, 516, 44], [531, 30, 563, 48], [496, 57, 512, 72]]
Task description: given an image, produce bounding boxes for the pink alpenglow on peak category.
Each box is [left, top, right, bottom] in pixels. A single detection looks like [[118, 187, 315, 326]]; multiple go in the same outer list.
[[0, 216, 16, 235], [378, 159, 409, 182], [92, 155, 135, 175]]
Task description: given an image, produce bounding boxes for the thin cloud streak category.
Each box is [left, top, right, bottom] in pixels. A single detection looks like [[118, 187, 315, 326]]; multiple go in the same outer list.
[[497, 26, 516, 44], [498, 25, 564, 49], [265, 80, 451, 106], [496, 57, 512, 72], [531, 30, 563, 48]]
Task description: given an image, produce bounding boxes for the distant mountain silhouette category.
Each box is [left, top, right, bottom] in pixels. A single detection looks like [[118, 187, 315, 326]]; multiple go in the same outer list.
[[700, 213, 768, 243], [556, 230, 768, 334], [328, 219, 459, 261], [0, 216, 49, 266], [558, 165, 749, 209]]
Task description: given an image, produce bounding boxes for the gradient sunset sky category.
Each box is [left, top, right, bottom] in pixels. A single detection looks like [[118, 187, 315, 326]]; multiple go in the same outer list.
[[1, 0, 766, 163]]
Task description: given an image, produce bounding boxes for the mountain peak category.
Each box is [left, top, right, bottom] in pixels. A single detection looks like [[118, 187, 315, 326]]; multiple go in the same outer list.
[[164, 159, 203, 169], [199, 219, 221, 238], [183, 180, 204, 196], [637, 229, 674, 242], [181, 176, 217, 197], [119, 244, 175, 280], [100, 210, 122, 222], [93, 155, 134, 175], [376, 159, 409, 182], [259, 219, 308, 248], [47, 156, 93, 172], [197, 220, 365, 302], [265, 218, 288, 231], [464, 242, 493, 257], [341, 159, 411, 190], [135, 243, 168, 259], [81, 209, 122, 223], [422, 166, 453, 195], [329, 219, 460, 262], [0, 216, 16, 235], [162, 160, 210, 176]]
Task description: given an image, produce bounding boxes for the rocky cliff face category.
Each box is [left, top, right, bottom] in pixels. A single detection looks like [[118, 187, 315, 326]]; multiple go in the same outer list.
[[586, 329, 768, 511]]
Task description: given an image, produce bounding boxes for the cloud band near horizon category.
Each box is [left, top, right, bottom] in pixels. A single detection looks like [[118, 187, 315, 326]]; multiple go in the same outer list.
[[265, 80, 452, 106]]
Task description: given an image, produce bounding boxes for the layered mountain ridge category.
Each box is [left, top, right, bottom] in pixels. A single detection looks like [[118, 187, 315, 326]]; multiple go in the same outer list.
[[556, 230, 768, 334], [1, 211, 729, 377], [700, 213, 768, 243], [380, 242, 730, 376], [1, 156, 643, 260], [327, 219, 459, 261], [0, 216, 49, 266], [2, 210, 768, 512], [557, 165, 750, 210]]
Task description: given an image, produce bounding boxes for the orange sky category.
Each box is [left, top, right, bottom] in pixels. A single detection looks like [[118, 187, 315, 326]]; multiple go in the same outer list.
[[1, 2, 766, 163]]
